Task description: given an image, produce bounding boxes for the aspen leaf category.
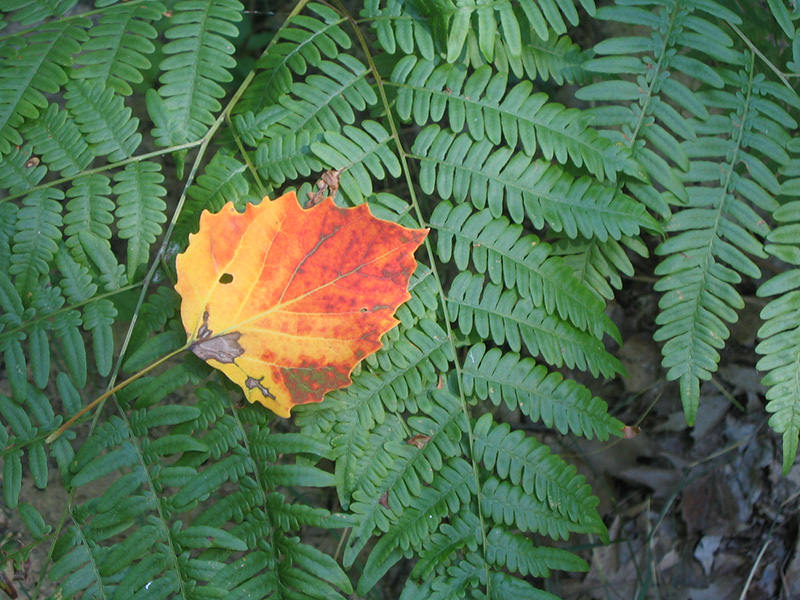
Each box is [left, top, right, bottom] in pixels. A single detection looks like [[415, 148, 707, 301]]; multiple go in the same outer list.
[[175, 191, 428, 417]]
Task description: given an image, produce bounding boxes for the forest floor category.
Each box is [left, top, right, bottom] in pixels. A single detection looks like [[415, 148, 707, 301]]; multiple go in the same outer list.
[[547, 252, 800, 600]]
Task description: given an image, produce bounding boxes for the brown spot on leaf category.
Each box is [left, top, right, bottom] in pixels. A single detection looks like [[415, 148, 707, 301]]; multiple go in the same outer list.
[[191, 310, 244, 363], [246, 376, 276, 400], [219, 273, 233, 284]]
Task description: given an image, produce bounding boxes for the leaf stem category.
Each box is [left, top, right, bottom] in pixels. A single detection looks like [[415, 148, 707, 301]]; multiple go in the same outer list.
[[45, 342, 191, 443]]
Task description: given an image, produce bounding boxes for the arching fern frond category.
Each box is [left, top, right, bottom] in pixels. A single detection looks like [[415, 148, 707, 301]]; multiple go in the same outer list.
[[392, 57, 634, 181], [412, 124, 657, 239], [757, 200, 800, 474], [151, 0, 243, 145], [0, 19, 88, 154], [176, 150, 258, 243], [521, 32, 591, 85], [431, 201, 619, 340], [448, 272, 624, 377], [72, 1, 165, 96], [255, 130, 324, 188], [654, 54, 793, 424], [463, 343, 623, 439], [432, 0, 597, 63]]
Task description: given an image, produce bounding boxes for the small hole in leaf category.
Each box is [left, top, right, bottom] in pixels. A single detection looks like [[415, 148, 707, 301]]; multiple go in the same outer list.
[[219, 273, 234, 284], [360, 307, 368, 312]]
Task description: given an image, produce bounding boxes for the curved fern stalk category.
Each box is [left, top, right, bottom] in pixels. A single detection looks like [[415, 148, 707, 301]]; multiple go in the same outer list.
[[756, 199, 800, 474], [391, 57, 636, 182], [654, 53, 797, 424], [71, 1, 165, 96], [150, 0, 243, 146], [577, 0, 744, 219], [0, 19, 89, 154], [430, 201, 620, 341], [412, 124, 657, 239]]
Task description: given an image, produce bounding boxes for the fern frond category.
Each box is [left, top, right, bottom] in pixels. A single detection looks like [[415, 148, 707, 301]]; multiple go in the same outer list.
[[113, 161, 167, 281], [392, 58, 634, 181], [236, 2, 352, 114], [344, 390, 464, 565], [431, 201, 619, 341], [361, 0, 435, 59], [757, 200, 800, 474], [10, 188, 62, 297], [310, 121, 402, 203], [65, 80, 142, 161], [485, 526, 588, 578], [448, 272, 623, 377], [254, 129, 324, 187], [0, 20, 88, 153], [241, 54, 377, 146], [436, 0, 596, 63], [521, 32, 591, 85], [176, 150, 257, 243], [412, 124, 657, 239], [152, 0, 243, 145], [577, 0, 744, 217], [1, 0, 77, 26], [72, 1, 165, 95], [0, 143, 47, 194], [357, 457, 475, 595], [473, 414, 605, 532], [654, 54, 792, 424], [63, 174, 114, 258], [22, 103, 92, 177], [550, 234, 647, 301], [464, 343, 623, 439]]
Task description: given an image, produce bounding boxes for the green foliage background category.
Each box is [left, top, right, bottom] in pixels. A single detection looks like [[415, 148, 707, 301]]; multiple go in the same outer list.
[[1, 0, 799, 598]]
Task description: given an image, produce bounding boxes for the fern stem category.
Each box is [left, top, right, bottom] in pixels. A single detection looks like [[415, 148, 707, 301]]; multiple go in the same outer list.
[[45, 342, 191, 443], [0, 140, 203, 204], [728, 22, 793, 93], [336, 2, 492, 590], [0, 282, 140, 346]]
